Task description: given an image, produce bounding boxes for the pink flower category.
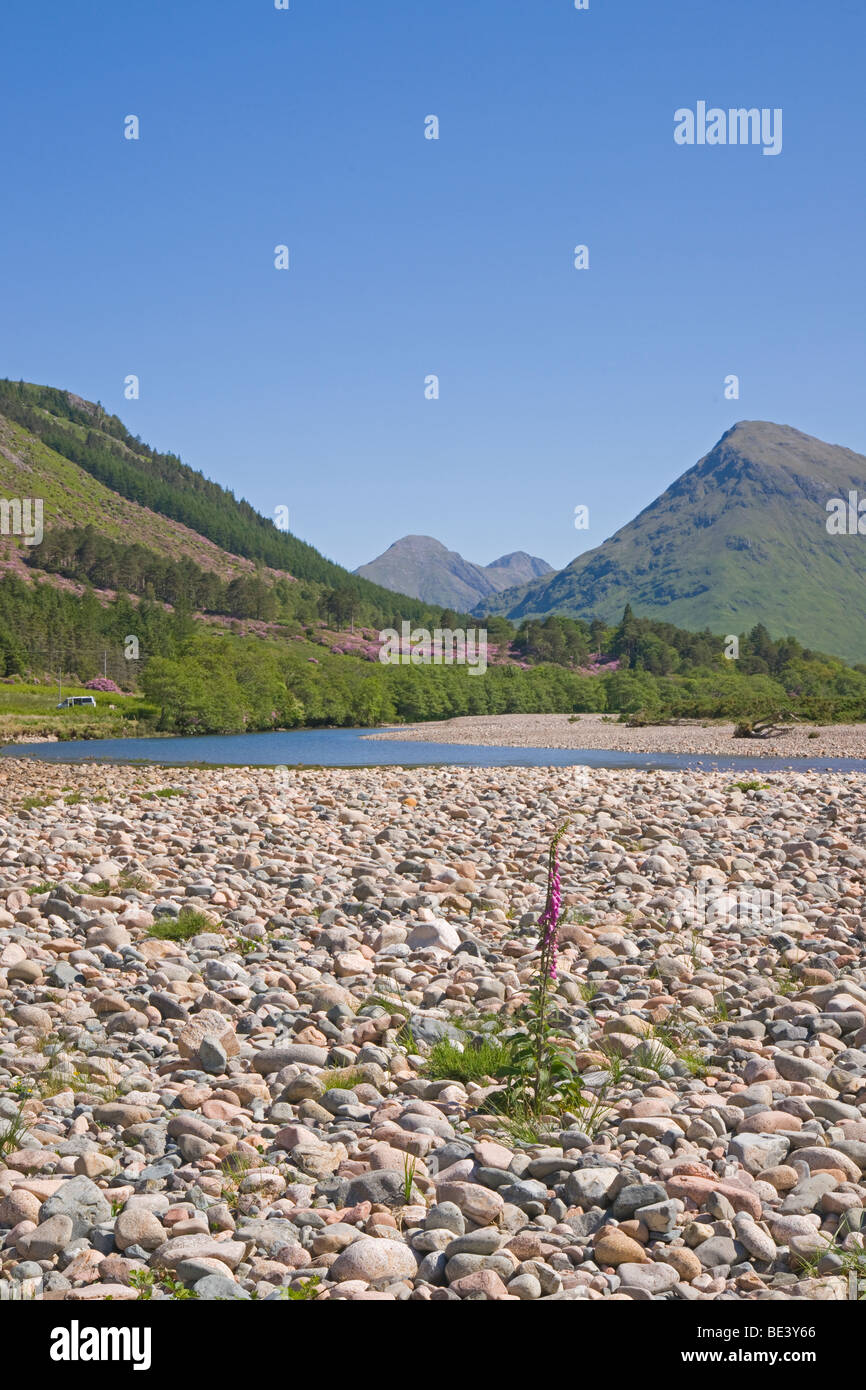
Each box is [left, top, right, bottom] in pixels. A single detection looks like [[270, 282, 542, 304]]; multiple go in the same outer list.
[[538, 823, 568, 980]]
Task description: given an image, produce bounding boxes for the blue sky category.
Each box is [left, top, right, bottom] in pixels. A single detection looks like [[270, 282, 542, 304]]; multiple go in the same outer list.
[[2, 0, 864, 573]]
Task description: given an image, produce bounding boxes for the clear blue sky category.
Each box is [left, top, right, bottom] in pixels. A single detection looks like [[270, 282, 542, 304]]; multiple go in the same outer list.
[[2, 0, 864, 573]]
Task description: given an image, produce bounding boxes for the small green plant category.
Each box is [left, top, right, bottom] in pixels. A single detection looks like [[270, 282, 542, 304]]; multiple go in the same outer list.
[[730, 780, 770, 792], [397, 1022, 418, 1054], [219, 1150, 260, 1208], [490, 1109, 553, 1145], [678, 1046, 710, 1078], [602, 1052, 627, 1084], [20, 794, 53, 810], [38, 1065, 75, 1098], [360, 986, 410, 1013], [86, 880, 114, 897], [401, 1155, 417, 1204], [128, 1269, 197, 1300], [63, 792, 84, 805], [27, 881, 57, 896], [775, 969, 799, 997], [424, 1036, 512, 1084], [579, 981, 599, 1003], [280, 1275, 321, 1300], [128, 1270, 156, 1300], [148, 908, 214, 941], [561, 1076, 614, 1138], [629, 1039, 673, 1074], [793, 1209, 866, 1295], [117, 871, 149, 893], [0, 1079, 35, 1160], [320, 1068, 366, 1092]]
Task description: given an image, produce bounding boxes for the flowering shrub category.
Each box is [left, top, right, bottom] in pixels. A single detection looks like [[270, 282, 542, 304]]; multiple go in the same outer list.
[[84, 677, 122, 692]]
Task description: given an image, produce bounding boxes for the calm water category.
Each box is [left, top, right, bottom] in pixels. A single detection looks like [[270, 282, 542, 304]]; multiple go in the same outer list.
[[2, 726, 866, 774]]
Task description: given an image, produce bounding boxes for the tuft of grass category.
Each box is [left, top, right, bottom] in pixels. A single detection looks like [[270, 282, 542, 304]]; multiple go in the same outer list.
[[117, 871, 149, 893], [424, 1036, 512, 1083], [730, 780, 770, 793], [397, 1023, 418, 1054], [793, 1217, 866, 1296], [579, 981, 599, 1003], [219, 1150, 260, 1207], [148, 908, 214, 941], [320, 1068, 366, 1092], [603, 1053, 627, 1084], [0, 1080, 35, 1159], [562, 1078, 614, 1138], [85, 880, 114, 896], [489, 1109, 554, 1145], [678, 1047, 710, 1078], [629, 1039, 673, 1074], [401, 1155, 418, 1204], [28, 881, 57, 896], [20, 795, 53, 811]]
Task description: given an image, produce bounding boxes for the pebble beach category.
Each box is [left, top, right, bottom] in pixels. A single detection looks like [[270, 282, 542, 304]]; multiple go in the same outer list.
[[1, 755, 865, 1302], [369, 711, 866, 761]]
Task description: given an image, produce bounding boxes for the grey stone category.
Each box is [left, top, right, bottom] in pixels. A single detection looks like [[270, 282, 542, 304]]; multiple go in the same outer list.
[[566, 1167, 620, 1206], [729, 1131, 791, 1174], [252, 1045, 328, 1073], [197, 1036, 228, 1074], [193, 1274, 251, 1300], [445, 1228, 504, 1257], [40, 1177, 111, 1240], [612, 1183, 667, 1220], [345, 1171, 412, 1209], [425, 1202, 465, 1236], [18, 1214, 74, 1260]]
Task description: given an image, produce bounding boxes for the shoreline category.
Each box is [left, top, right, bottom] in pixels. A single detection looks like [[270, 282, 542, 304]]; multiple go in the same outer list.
[[367, 712, 866, 760]]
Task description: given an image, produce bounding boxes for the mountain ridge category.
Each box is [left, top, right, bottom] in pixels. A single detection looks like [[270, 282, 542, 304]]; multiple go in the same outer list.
[[356, 534, 553, 610], [476, 420, 866, 661]]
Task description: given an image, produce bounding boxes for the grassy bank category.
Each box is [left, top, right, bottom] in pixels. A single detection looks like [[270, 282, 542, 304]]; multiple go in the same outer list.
[[0, 683, 156, 745]]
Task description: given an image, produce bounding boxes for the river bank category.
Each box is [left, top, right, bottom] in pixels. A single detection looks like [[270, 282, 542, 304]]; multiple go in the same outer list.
[[369, 712, 866, 760]]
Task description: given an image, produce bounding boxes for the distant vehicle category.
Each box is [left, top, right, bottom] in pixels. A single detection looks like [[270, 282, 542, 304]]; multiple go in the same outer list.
[[56, 695, 97, 709]]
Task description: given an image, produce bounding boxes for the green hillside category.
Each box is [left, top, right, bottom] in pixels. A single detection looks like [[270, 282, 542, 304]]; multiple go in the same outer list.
[[0, 380, 445, 628], [482, 421, 866, 662]]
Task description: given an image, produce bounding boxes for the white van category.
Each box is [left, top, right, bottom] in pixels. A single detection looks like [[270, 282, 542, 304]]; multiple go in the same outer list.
[[56, 695, 97, 709]]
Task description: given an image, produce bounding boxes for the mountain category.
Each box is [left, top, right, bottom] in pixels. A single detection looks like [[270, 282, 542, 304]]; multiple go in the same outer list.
[[480, 421, 866, 661], [356, 535, 553, 610], [0, 380, 441, 627]]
